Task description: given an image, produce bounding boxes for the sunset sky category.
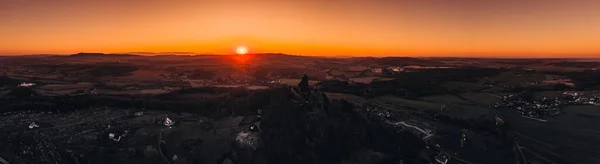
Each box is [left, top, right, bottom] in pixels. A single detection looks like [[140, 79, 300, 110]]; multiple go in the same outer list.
[[1, 0, 600, 57]]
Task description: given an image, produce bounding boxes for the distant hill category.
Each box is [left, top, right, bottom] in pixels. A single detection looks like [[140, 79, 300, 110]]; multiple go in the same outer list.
[[126, 52, 198, 56], [68, 53, 140, 57]]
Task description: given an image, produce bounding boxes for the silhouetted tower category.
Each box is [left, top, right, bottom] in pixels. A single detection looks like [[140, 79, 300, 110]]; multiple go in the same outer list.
[[298, 73, 309, 93]]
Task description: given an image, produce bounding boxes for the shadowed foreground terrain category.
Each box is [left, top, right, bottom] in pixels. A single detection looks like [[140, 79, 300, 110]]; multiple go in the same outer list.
[[1, 54, 600, 164], [0, 87, 436, 164]]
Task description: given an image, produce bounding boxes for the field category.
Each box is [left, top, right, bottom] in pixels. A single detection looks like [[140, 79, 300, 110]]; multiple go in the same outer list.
[[138, 89, 170, 94], [278, 78, 320, 86], [482, 72, 547, 86], [418, 94, 471, 105], [558, 105, 600, 127], [95, 89, 143, 95], [459, 92, 502, 106], [186, 79, 211, 87], [499, 105, 600, 164], [113, 69, 168, 81], [346, 66, 368, 72], [526, 65, 587, 73], [246, 85, 269, 90], [432, 121, 514, 164], [324, 92, 369, 106], [371, 96, 442, 112], [441, 81, 482, 92], [36, 83, 95, 95], [37, 83, 94, 90], [212, 85, 270, 90], [442, 104, 489, 119], [348, 77, 379, 84]]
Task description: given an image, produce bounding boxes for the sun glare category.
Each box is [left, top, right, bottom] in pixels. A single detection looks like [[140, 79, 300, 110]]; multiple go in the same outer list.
[[236, 46, 248, 55]]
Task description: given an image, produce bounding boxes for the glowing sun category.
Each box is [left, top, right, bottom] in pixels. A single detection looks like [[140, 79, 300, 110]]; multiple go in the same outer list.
[[236, 46, 248, 55]]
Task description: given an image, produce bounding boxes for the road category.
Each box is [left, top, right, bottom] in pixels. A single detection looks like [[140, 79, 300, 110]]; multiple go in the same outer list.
[[386, 120, 474, 164], [0, 156, 9, 164], [484, 93, 503, 99], [387, 121, 434, 139], [518, 146, 557, 164], [158, 129, 172, 164], [23, 120, 88, 134]]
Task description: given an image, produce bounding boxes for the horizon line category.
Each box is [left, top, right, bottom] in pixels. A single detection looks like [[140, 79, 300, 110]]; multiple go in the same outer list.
[[0, 52, 599, 59]]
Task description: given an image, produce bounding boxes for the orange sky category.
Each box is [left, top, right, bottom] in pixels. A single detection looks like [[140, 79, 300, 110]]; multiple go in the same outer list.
[[1, 0, 600, 57]]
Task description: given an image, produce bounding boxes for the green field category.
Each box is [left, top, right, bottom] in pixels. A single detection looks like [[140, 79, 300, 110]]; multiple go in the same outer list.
[[443, 104, 489, 119], [371, 96, 442, 112], [115, 69, 168, 81], [559, 105, 600, 125], [459, 92, 502, 106], [36, 83, 95, 95], [499, 105, 600, 164], [441, 81, 482, 92], [324, 92, 369, 106], [419, 94, 471, 104], [482, 72, 547, 86]]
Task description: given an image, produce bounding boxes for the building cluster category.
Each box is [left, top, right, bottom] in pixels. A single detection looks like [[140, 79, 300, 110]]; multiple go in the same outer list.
[[364, 106, 393, 119], [563, 92, 600, 106], [493, 94, 561, 119], [493, 92, 600, 119]]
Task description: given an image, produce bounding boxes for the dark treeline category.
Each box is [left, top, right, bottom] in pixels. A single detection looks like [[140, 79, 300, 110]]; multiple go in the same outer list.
[[23, 63, 139, 77], [546, 61, 600, 68], [533, 70, 600, 90], [0, 75, 21, 86], [395, 68, 503, 83], [319, 68, 503, 98], [568, 71, 600, 90]]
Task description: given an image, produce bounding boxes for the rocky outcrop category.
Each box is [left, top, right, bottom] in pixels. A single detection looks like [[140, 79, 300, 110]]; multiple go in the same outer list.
[[253, 87, 429, 164]]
